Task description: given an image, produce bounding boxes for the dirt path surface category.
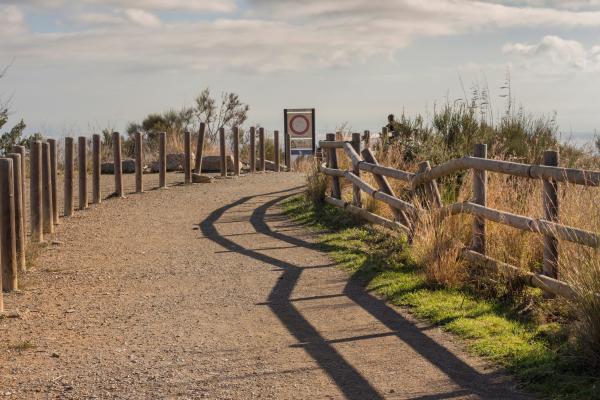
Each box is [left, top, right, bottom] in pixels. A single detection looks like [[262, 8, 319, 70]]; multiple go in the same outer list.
[[0, 172, 531, 399]]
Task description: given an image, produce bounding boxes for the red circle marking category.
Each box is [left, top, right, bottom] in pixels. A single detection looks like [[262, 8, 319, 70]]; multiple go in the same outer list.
[[289, 114, 310, 136]]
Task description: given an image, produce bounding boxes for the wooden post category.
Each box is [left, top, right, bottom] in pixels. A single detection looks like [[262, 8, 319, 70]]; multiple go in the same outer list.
[[274, 130, 280, 172], [361, 148, 411, 229], [326, 133, 341, 199], [42, 142, 54, 233], [159, 131, 166, 188], [233, 127, 240, 176], [0, 158, 17, 292], [381, 127, 388, 148], [112, 132, 123, 197], [219, 128, 227, 177], [135, 131, 144, 191], [351, 133, 362, 207], [259, 127, 265, 172], [7, 153, 25, 272], [249, 127, 256, 173], [48, 139, 59, 225], [78, 136, 88, 210], [418, 161, 442, 209], [363, 130, 371, 149], [184, 129, 191, 184], [64, 137, 74, 217], [92, 134, 101, 204], [472, 144, 487, 255], [194, 123, 206, 174], [285, 132, 291, 172], [30, 141, 43, 242], [13, 145, 26, 236], [543, 150, 559, 279]]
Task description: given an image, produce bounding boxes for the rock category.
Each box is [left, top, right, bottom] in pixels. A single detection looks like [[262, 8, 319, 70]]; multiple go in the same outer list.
[[192, 173, 213, 183], [199, 155, 240, 173], [100, 159, 141, 175], [167, 153, 195, 172]]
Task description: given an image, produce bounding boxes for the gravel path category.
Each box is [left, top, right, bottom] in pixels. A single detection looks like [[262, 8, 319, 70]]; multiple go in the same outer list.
[[0, 172, 531, 399]]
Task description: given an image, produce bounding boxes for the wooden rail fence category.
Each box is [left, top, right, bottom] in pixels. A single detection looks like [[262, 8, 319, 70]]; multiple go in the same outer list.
[[0, 126, 288, 312], [319, 135, 600, 300]]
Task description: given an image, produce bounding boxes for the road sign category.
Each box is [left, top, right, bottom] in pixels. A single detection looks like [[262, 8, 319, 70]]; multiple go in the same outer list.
[[284, 108, 315, 164]]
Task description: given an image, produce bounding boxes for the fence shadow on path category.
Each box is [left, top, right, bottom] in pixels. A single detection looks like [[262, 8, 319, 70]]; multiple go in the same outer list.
[[198, 187, 531, 400]]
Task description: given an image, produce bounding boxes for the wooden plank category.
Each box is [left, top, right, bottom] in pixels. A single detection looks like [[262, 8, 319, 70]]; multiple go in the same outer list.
[[319, 140, 346, 149]]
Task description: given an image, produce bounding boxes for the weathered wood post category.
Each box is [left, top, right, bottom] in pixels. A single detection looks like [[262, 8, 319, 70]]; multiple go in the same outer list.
[[64, 137, 74, 217], [78, 136, 88, 210], [351, 133, 362, 207], [285, 132, 291, 172], [194, 123, 206, 174], [381, 127, 388, 148], [92, 134, 101, 204], [542, 150, 559, 279], [48, 139, 59, 225], [417, 161, 442, 209], [249, 127, 256, 173], [219, 128, 227, 177], [42, 141, 54, 233], [13, 145, 26, 235], [135, 131, 144, 192], [259, 127, 266, 172], [472, 144, 487, 255], [159, 131, 166, 188], [112, 132, 123, 197], [30, 141, 43, 242], [7, 153, 25, 271], [326, 133, 341, 199], [362, 148, 412, 229], [233, 127, 240, 176], [0, 158, 17, 292], [274, 130, 280, 172], [184, 129, 191, 184]]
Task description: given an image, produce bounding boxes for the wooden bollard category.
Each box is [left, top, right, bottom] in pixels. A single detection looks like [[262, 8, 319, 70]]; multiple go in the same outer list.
[[363, 130, 371, 149], [92, 134, 101, 204], [472, 144, 487, 255], [326, 133, 341, 199], [12, 145, 26, 235], [42, 142, 54, 233], [194, 123, 206, 174], [64, 137, 74, 217], [542, 150, 559, 279], [112, 132, 123, 197], [249, 127, 256, 173], [135, 131, 144, 192], [78, 136, 88, 210], [285, 132, 291, 172], [219, 128, 227, 177], [0, 158, 18, 292], [259, 127, 265, 172], [7, 153, 25, 272], [274, 131, 280, 172], [30, 141, 43, 242], [351, 133, 362, 207], [48, 138, 59, 225], [184, 130, 191, 184], [381, 126, 388, 148], [233, 127, 240, 176], [159, 132, 166, 188]]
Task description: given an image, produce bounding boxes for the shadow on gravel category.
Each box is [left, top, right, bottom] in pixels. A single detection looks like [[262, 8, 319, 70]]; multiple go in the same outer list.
[[198, 187, 530, 400]]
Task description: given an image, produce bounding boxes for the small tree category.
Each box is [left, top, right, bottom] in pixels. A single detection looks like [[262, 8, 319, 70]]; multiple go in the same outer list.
[[194, 88, 249, 142]]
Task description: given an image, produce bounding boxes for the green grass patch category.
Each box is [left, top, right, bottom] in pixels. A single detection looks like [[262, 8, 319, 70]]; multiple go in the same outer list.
[[282, 195, 600, 400]]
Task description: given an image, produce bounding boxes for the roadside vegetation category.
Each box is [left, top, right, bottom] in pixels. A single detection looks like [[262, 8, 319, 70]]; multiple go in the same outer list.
[[298, 83, 600, 399]]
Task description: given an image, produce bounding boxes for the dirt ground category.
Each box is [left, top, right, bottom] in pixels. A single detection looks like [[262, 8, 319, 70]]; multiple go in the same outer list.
[[0, 171, 532, 399]]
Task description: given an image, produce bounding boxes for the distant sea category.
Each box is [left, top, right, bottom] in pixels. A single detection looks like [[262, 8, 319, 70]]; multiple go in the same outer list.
[[560, 132, 597, 149]]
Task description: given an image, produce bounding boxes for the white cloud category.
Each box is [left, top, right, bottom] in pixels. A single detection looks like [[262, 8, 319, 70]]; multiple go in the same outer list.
[[503, 36, 600, 73], [0, 0, 236, 12], [0, 5, 26, 35], [124, 8, 161, 27]]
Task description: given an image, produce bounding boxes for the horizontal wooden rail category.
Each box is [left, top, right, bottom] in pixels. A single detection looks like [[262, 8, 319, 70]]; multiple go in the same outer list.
[[325, 196, 411, 234], [461, 249, 577, 300], [439, 202, 600, 248], [319, 163, 345, 177], [357, 161, 414, 182], [319, 140, 346, 149]]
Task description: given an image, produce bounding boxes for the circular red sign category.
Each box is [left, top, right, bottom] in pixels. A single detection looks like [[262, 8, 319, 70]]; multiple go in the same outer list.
[[289, 114, 310, 136]]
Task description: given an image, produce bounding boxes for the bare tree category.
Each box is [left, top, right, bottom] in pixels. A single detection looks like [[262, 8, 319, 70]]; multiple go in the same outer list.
[[194, 88, 249, 142]]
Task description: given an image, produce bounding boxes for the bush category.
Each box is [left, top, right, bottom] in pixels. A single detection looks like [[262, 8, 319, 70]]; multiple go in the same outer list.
[[304, 161, 328, 205]]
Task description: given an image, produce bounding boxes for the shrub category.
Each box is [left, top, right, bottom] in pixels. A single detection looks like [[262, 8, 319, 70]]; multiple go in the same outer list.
[[304, 160, 328, 205]]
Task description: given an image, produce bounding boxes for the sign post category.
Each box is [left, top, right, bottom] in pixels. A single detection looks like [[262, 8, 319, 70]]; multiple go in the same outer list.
[[284, 108, 316, 168]]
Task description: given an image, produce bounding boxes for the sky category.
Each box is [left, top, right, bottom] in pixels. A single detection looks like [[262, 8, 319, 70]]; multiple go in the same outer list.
[[0, 0, 599, 142]]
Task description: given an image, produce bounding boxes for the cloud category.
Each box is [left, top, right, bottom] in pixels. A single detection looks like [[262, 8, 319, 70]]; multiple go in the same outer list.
[[4, 1, 600, 74], [503, 36, 600, 73], [0, 0, 236, 12], [0, 5, 26, 35]]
